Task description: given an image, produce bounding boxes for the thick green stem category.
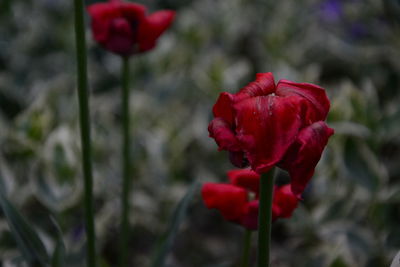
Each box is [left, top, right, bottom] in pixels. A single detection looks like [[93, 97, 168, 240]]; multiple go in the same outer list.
[[72, 0, 96, 266], [257, 168, 275, 267], [119, 57, 131, 267], [241, 229, 253, 267]]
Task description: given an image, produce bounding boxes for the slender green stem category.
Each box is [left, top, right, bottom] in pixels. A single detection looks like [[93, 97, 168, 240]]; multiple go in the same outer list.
[[73, 0, 96, 266], [241, 229, 253, 267], [119, 57, 131, 267], [257, 168, 275, 267]]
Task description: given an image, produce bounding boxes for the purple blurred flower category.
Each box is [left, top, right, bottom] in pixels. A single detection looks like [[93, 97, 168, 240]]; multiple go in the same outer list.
[[319, 0, 342, 22], [71, 224, 85, 242], [349, 23, 368, 39]]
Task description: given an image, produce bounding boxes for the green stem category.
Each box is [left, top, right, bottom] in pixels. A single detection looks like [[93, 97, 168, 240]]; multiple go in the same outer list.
[[73, 0, 96, 266], [257, 168, 275, 267], [119, 57, 131, 267], [241, 229, 253, 267]]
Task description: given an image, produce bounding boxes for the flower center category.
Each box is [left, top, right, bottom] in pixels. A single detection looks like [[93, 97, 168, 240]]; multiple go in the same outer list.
[[110, 17, 139, 43]]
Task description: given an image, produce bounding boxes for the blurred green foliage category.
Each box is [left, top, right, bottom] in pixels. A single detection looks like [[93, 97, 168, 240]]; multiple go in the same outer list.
[[0, 0, 400, 266]]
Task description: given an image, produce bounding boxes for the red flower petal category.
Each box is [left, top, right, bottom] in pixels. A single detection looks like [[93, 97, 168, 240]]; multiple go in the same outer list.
[[201, 183, 247, 221], [87, 2, 146, 55], [104, 18, 136, 55], [87, 2, 174, 55], [279, 121, 334, 197], [240, 200, 259, 230], [138, 10, 176, 52], [227, 169, 260, 193], [87, 2, 122, 18], [234, 95, 307, 173], [212, 92, 235, 125], [87, 3, 121, 43], [239, 185, 299, 229], [273, 185, 299, 218], [119, 2, 146, 21], [228, 151, 248, 168], [208, 118, 241, 152], [276, 80, 330, 124], [272, 202, 281, 221], [234, 73, 276, 103]]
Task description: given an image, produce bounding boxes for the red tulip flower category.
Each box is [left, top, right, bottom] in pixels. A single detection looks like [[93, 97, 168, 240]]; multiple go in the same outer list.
[[201, 169, 299, 230], [87, 0, 175, 56], [208, 73, 334, 197]]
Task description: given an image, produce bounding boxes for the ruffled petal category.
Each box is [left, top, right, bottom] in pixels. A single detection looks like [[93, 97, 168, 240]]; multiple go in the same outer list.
[[273, 184, 299, 218], [234, 95, 307, 173], [279, 121, 334, 197], [137, 10, 176, 52], [239, 185, 299, 229], [208, 118, 241, 151], [234, 73, 276, 103], [227, 169, 260, 194], [212, 92, 235, 125], [201, 183, 247, 221], [276, 80, 331, 124]]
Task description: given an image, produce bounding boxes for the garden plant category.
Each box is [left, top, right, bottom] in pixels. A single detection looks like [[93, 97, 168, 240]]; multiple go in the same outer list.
[[0, 0, 399, 267]]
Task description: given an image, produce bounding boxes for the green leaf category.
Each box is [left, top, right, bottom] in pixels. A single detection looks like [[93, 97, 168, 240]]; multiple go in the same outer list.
[[150, 181, 199, 267], [0, 191, 49, 266], [50, 217, 66, 267], [99, 258, 112, 267], [345, 229, 371, 257], [344, 138, 381, 192], [330, 257, 349, 267], [0, 0, 11, 16], [51, 239, 66, 267]]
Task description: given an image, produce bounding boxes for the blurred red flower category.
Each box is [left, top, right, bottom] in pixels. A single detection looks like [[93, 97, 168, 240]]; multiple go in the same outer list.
[[201, 169, 299, 230], [87, 0, 175, 56], [208, 73, 334, 197]]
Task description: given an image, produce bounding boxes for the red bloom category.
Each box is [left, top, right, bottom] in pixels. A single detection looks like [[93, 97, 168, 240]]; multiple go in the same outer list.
[[208, 73, 334, 197], [201, 169, 299, 230], [87, 0, 175, 56]]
